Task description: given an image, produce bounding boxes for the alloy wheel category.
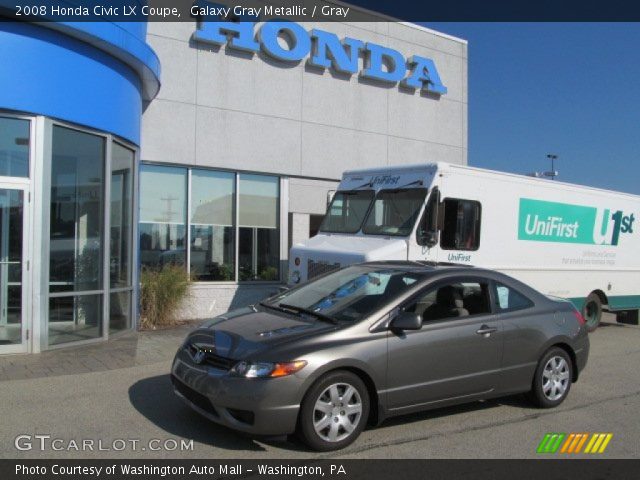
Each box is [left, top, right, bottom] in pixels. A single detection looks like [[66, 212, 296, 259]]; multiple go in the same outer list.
[[313, 383, 363, 442], [542, 356, 570, 401]]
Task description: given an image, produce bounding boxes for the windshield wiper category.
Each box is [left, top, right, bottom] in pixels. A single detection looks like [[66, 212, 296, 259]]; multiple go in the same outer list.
[[258, 301, 291, 314], [278, 303, 338, 324]]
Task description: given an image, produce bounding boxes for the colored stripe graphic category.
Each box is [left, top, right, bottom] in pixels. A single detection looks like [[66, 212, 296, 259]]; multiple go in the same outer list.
[[537, 433, 565, 453], [539, 433, 613, 454], [560, 433, 589, 453], [585, 433, 613, 454]]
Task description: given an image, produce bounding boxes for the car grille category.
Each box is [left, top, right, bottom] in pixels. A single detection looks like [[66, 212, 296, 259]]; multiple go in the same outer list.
[[171, 375, 219, 417], [307, 259, 341, 280], [186, 343, 235, 370]]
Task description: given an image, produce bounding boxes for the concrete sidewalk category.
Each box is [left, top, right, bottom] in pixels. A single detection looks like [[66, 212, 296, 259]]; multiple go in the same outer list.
[[0, 323, 198, 381]]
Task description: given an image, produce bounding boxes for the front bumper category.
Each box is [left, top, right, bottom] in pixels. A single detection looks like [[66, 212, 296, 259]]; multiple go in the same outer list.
[[171, 349, 302, 436]]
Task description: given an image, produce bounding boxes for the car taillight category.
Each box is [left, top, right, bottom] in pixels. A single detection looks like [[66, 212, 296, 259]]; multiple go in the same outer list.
[[573, 310, 586, 325]]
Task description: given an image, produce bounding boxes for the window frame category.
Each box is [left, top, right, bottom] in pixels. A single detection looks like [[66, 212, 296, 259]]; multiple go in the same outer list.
[[139, 163, 189, 268], [43, 117, 140, 350], [238, 173, 281, 283], [139, 162, 283, 285], [0, 115, 31, 179], [491, 280, 535, 313], [439, 197, 482, 252], [399, 276, 497, 324], [189, 168, 236, 282]]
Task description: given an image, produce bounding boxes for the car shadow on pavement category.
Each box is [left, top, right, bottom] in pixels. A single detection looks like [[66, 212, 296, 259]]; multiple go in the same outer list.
[[128, 374, 269, 452]]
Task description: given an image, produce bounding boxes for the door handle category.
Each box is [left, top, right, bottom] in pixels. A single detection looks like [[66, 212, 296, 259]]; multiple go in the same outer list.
[[476, 325, 498, 336]]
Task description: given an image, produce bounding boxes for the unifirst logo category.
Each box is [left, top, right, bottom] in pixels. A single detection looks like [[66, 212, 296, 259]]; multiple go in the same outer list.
[[370, 175, 400, 187], [594, 209, 635, 246], [518, 198, 636, 246], [524, 215, 579, 239]]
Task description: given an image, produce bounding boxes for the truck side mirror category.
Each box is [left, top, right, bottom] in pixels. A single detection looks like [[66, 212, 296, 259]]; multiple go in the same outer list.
[[417, 228, 438, 248], [424, 231, 438, 248]]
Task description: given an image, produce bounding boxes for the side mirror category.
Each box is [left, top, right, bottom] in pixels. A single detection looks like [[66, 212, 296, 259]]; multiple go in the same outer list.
[[417, 230, 438, 248], [391, 311, 423, 331]]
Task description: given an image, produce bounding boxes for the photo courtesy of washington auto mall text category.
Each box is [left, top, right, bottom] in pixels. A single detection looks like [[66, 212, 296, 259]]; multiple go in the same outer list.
[[1, 0, 640, 479]]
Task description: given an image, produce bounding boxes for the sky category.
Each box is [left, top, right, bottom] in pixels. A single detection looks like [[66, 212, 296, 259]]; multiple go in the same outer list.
[[422, 23, 640, 195]]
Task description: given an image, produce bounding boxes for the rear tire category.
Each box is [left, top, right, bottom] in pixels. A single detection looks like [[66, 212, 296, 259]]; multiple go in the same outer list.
[[529, 347, 573, 408], [582, 293, 602, 332], [297, 371, 369, 452]]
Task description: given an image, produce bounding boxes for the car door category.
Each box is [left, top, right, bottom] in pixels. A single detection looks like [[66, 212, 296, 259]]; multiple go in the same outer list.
[[385, 277, 503, 412]]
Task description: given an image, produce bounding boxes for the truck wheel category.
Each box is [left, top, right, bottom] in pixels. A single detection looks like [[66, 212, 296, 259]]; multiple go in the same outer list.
[[297, 371, 369, 452], [582, 293, 602, 332]]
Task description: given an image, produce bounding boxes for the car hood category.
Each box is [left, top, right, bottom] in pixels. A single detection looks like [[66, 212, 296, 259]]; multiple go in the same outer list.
[[185, 307, 337, 360]]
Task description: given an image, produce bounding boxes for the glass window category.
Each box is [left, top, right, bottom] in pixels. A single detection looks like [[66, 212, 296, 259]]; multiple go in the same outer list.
[[363, 189, 427, 236], [0, 117, 29, 177], [265, 265, 425, 323], [440, 199, 482, 251], [48, 295, 102, 345], [50, 126, 105, 293], [495, 282, 534, 312], [0, 189, 24, 345], [190, 169, 235, 281], [139, 165, 187, 268], [319, 190, 374, 234], [239, 174, 279, 281], [110, 143, 134, 288], [407, 282, 491, 321], [49, 126, 106, 345]]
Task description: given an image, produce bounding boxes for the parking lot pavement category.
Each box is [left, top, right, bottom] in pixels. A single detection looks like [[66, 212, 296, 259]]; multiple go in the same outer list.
[[0, 313, 638, 459]]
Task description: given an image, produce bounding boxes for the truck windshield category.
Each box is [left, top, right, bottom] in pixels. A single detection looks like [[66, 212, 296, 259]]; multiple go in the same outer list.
[[319, 190, 375, 233], [362, 188, 427, 236]]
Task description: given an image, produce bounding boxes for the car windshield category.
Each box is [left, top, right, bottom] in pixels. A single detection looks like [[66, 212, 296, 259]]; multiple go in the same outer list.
[[264, 265, 425, 323], [362, 188, 428, 236], [319, 190, 375, 234]]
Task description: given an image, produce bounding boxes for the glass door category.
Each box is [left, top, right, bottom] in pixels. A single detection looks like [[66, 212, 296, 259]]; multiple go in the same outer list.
[[0, 186, 28, 353]]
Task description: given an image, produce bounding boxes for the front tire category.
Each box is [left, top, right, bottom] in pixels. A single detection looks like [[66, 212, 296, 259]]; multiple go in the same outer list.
[[529, 347, 573, 408], [583, 293, 602, 332], [298, 371, 369, 451]]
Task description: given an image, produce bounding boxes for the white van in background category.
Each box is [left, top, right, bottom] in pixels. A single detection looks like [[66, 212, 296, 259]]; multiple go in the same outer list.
[[288, 163, 640, 330]]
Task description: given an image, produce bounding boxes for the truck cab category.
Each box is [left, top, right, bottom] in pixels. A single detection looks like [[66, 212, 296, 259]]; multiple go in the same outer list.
[[289, 163, 477, 285]]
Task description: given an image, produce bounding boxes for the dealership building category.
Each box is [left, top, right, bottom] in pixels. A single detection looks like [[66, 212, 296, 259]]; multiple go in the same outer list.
[[0, 5, 467, 353]]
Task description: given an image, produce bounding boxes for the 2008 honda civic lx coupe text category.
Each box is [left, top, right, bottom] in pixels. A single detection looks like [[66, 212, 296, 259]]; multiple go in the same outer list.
[[171, 262, 589, 451]]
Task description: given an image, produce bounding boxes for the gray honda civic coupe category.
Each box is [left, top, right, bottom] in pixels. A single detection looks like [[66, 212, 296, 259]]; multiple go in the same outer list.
[[171, 262, 589, 451]]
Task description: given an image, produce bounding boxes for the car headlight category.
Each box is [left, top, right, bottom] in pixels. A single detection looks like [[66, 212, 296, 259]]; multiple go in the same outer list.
[[290, 270, 301, 284], [230, 360, 307, 378]]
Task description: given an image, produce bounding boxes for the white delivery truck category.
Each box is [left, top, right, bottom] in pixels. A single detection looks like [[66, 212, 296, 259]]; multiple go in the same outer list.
[[288, 162, 640, 330]]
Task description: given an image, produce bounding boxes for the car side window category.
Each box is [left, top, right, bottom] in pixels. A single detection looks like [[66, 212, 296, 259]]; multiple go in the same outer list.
[[494, 282, 534, 312], [405, 281, 491, 321]]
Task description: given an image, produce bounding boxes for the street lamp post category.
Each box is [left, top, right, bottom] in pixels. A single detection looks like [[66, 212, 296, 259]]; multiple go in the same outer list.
[[546, 154, 558, 180]]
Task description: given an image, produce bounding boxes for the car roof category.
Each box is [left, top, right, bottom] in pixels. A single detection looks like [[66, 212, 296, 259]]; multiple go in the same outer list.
[[359, 261, 517, 282], [361, 260, 476, 272]]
